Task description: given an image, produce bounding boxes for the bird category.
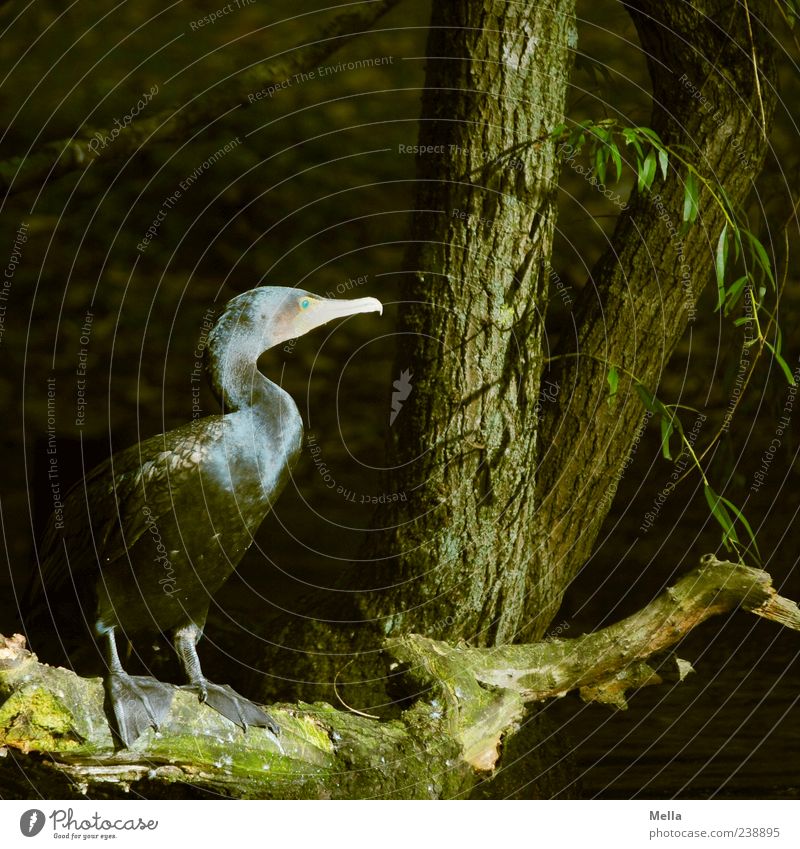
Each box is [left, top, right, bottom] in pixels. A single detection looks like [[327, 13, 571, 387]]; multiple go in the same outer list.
[[27, 286, 382, 746]]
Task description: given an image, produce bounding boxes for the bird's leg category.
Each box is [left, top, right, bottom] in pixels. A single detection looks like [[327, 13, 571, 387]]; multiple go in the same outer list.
[[102, 627, 174, 747], [173, 623, 208, 700], [174, 623, 280, 737]]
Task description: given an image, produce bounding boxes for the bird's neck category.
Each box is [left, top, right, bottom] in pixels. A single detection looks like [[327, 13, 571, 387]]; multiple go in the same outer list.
[[208, 352, 294, 419]]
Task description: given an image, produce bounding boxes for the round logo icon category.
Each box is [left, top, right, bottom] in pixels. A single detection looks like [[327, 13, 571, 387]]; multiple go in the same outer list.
[[19, 810, 46, 837]]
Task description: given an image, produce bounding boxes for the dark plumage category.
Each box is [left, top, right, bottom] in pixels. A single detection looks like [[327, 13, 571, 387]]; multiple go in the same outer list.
[[28, 286, 382, 745]]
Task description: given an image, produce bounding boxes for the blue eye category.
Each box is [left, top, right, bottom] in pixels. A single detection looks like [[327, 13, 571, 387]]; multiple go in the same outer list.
[[300, 298, 310, 310]]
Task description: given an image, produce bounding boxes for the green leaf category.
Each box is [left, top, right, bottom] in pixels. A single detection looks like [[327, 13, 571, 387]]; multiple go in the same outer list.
[[764, 340, 797, 386], [621, 128, 644, 159], [714, 224, 729, 311], [743, 230, 776, 289], [723, 276, 748, 315], [704, 484, 739, 546], [660, 415, 674, 460], [610, 142, 623, 182], [636, 126, 663, 146], [657, 148, 669, 180], [720, 496, 761, 562], [634, 382, 658, 413], [637, 150, 657, 193], [606, 366, 619, 404], [595, 146, 607, 183], [682, 171, 699, 224], [634, 382, 676, 421]]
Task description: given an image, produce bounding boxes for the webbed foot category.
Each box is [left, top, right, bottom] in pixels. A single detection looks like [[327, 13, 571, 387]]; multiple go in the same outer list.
[[183, 680, 279, 736], [106, 672, 174, 747]]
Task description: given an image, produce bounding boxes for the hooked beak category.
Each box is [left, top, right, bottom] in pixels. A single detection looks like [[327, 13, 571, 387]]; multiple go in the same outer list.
[[309, 296, 383, 328]]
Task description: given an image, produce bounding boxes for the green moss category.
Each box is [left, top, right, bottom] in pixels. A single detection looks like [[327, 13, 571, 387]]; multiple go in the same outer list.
[[0, 687, 82, 751]]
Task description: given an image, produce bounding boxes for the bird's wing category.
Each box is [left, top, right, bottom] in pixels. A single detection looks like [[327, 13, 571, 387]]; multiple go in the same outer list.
[[93, 417, 228, 563], [32, 417, 227, 600]]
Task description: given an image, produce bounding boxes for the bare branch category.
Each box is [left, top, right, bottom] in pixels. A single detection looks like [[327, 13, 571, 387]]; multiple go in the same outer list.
[[388, 556, 798, 768]]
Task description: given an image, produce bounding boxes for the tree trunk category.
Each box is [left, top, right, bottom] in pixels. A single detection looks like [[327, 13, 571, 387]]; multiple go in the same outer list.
[[358, 0, 578, 645], [258, 0, 778, 725]]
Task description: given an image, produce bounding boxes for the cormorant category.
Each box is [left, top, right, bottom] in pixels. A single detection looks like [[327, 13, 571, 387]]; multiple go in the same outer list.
[[29, 287, 382, 746]]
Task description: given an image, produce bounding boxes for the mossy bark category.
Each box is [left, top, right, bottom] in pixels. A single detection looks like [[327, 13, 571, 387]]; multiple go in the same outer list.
[[526, 0, 779, 638]]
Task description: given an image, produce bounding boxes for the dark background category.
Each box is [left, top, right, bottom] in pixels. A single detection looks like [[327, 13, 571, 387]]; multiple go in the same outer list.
[[0, 0, 797, 798]]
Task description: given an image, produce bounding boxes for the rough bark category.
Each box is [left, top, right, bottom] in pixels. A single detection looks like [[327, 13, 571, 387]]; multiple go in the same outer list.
[[357, 0, 578, 645], [3, 557, 797, 798]]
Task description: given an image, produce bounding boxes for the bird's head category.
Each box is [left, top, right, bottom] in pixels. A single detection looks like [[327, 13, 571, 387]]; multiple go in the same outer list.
[[208, 286, 383, 362], [264, 287, 383, 348]]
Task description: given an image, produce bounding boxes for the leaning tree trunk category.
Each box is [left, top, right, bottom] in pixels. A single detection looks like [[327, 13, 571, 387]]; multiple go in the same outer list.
[[526, 0, 778, 639]]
